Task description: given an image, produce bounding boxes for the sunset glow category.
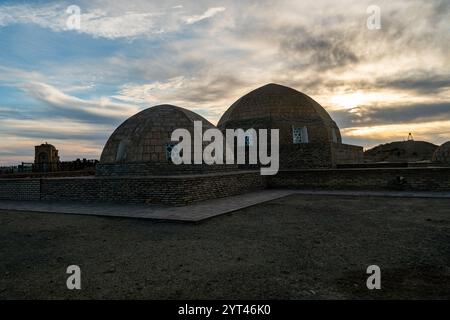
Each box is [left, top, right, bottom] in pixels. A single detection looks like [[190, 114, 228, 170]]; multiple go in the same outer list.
[[0, 0, 449, 164]]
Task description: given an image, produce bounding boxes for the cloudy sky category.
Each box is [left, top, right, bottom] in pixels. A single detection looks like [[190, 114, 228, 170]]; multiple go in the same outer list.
[[0, 0, 449, 165]]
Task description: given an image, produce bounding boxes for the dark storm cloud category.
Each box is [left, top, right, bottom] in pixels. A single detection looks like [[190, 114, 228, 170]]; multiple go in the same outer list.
[[431, 0, 450, 19], [377, 74, 450, 94], [279, 28, 359, 71], [307, 72, 450, 97]]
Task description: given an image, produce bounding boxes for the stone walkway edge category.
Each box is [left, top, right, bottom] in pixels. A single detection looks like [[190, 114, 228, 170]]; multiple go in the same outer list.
[[0, 189, 449, 222]]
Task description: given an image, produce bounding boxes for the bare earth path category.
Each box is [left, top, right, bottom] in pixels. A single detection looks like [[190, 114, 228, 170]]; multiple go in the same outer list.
[[0, 194, 449, 299]]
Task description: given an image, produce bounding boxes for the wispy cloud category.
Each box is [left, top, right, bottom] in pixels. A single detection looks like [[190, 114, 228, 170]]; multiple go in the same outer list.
[[20, 81, 139, 121], [0, 2, 226, 39], [0, 3, 162, 39], [184, 7, 226, 24]]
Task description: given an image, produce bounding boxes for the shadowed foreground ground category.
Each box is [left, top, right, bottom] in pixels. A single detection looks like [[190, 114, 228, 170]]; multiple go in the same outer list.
[[0, 195, 449, 299]]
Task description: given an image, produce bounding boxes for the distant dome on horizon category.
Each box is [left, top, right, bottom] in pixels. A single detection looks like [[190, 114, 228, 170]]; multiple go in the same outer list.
[[432, 141, 450, 164], [364, 140, 438, 163]]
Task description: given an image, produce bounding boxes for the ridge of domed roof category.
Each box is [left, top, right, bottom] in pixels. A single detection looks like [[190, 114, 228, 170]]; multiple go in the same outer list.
[[218, 83, 333, 126], [99, 104, 214, 164], [122, 104, 213, 127]]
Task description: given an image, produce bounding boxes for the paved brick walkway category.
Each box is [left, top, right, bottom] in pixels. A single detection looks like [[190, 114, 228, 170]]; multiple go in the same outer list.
[[0, 190, 297, 222], [0, 189, 449, 222]]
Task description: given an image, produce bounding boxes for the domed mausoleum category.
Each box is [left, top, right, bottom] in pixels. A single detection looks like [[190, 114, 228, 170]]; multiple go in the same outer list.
[[3, 83, 450, 207], [218, 83, 363, 168], [432, 141, 450, 165], [97, 85, 363, 176], [97, 104, 227, 176]]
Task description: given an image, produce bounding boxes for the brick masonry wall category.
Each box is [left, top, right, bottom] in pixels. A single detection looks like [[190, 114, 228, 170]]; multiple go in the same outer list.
[[332, 143, 364, 165], [280, 143, 333, 169], [1, 168, 450, 205], [39, 171, 265, 206], [0, 179, 41, 200], [268, 167, 450, 191], [96, 163, 238, 176]]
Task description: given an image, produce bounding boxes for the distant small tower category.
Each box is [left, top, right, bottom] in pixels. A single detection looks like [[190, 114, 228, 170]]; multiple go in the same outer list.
[[407, 133, 414, 141], [34, 142, 60, 172]]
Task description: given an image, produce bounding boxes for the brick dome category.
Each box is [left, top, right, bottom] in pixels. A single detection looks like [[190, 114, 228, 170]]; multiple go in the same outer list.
[[100, 104, 215, 164], [218, 83, 341, 144], [432, 141, 450, 164]]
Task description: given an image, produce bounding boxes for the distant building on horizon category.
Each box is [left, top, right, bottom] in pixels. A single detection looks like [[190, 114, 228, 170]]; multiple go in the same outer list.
[[34, 142, 60, 172]]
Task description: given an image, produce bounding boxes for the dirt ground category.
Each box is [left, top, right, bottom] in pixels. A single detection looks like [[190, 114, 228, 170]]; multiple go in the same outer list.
[[0, 194, 449, 299]]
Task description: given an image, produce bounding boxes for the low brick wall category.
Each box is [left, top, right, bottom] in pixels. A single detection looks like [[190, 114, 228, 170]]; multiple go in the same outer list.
[[279, 143, 333, 169], [268, 167, 450, 191], [332, 143, 364, 165], [1, 171, 265, 206], [0, 179, 41, 200], [96, 162, 238, 176], [0, 170, 95, 179], [1, 167, 449, 206]]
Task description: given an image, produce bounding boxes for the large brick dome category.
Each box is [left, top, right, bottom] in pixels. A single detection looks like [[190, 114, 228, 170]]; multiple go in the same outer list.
[[218, 83, 341, 144], [432, 141, 450, 164], [100, 104, 214, 164]]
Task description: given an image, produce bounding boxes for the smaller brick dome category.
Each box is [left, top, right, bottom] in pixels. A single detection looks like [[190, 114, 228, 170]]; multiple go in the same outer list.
[[100, 104, 215, 164], [432, 141, 450, 164]]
